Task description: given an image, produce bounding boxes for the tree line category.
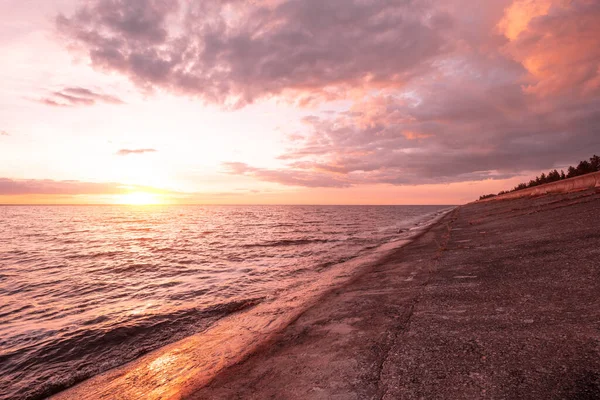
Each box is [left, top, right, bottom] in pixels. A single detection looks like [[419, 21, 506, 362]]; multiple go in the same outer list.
[[479, 154, 600, 201]]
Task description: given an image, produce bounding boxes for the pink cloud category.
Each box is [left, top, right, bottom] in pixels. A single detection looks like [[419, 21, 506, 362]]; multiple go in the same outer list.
[[503, 0, 600, 97], [222, 162, 351, 188], [40, 86, 124, 107], [55, 0, 600, 188], [116, 148, 157, 156], [0, 178, 160, 196], [402, 131, 433, 140]]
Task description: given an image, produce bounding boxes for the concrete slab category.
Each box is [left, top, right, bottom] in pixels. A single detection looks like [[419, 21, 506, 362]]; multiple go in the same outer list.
[[190, 189, 600, 399]]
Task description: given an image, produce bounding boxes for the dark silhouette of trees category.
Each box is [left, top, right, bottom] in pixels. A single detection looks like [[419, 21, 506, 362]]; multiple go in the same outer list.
[[591, 155, 600, 171], [547, 169, 561, 182], [479, 154, 600, 200]]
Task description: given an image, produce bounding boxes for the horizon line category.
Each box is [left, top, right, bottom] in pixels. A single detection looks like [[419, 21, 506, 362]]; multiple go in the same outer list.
[[0, 203, 459, 207]]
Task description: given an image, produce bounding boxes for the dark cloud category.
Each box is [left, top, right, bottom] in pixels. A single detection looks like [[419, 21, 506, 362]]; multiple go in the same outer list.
[[57, 0, 447, 106], [116, 148, 157, 155], [232, 84, 600, 187], [223, 38, 600, 188], [40, 86, 124, 107]]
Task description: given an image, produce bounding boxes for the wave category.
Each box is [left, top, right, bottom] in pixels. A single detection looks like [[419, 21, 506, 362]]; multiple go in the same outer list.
[[47, 209, 453, 400], [65, 250, 125, 260], [242, 238, 332, 248], [0, 298, 264, 400], [0, 205, 454, 400]]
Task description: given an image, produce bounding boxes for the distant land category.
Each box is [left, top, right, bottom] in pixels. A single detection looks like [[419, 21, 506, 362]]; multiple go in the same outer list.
[[480, 155, 600, 200]]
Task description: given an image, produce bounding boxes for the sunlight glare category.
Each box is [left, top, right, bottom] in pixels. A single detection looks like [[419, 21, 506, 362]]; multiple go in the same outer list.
[[115, 192, 162, 205]]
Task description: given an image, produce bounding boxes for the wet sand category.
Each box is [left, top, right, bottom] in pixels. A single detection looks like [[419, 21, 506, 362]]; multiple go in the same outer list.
[[191, 189, 600, 399]]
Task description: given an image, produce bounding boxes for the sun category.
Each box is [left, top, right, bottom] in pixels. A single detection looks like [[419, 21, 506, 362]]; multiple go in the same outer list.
[[115, 192, 163, 205]]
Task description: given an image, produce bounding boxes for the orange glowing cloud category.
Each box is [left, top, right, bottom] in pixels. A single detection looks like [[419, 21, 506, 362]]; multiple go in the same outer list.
[[402, 131, 432, 140], [501, 0, 600, 97], [498, 0, 554, 40]]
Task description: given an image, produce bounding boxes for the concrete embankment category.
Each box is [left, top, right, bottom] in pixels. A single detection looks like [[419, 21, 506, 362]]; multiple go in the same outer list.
[[482, 171, 600, 201], [191, 188, 600, 399]]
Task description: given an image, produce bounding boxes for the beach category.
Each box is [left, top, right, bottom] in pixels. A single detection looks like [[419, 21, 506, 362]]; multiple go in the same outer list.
[[0, 206, 450, 400], [190, 188, 600, 399], [44, 208, 450, 400], [4, 1, 600, 398], [46, 188, 600, 399]]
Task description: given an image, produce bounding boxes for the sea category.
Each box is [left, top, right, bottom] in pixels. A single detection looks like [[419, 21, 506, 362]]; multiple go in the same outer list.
[[0, 205, 452, 399]]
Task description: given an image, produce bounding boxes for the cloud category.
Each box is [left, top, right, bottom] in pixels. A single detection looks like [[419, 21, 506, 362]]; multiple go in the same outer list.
[[402, 131, 433, 140], [40, 86, 124, 107], [57, 0, 600, 188], [0, 178, 159, 195], [57, 0, 448, 107], [503, 1, 600, 97], [116, 148, 157, 155], [222, 162, 350, 188], [229, 80, 600, 188], [223, 43, 600, 187]]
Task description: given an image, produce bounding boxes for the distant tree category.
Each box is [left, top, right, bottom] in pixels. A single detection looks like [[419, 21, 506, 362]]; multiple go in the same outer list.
[[567, 166, 577, 178], [560, 170, 566, 179], [590, 155, 600, 171], [547, 169, 561, 182], [479, 194, 497, 200], [575, 160, 593, 175]]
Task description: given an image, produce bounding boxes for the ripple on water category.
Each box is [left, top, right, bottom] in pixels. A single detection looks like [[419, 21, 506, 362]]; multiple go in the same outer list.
[[0, 204, 452, 400]]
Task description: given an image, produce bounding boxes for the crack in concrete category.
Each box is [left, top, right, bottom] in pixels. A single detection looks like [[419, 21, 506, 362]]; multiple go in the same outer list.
[[376, 210, 458, 399]]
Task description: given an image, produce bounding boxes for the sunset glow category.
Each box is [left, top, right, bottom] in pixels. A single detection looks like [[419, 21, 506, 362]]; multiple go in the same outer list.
[[2, 2, 600, 399], [1, 0, 599, 204], [114, 192, 164, 206]]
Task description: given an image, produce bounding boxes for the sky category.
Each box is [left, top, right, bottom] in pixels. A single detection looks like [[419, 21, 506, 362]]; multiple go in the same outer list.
[[1, 0, 599, 205]]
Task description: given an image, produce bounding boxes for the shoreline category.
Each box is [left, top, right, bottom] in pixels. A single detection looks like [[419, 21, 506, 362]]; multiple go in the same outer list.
[[50, 209, 453, 400], [190, 188, 600, 399]]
